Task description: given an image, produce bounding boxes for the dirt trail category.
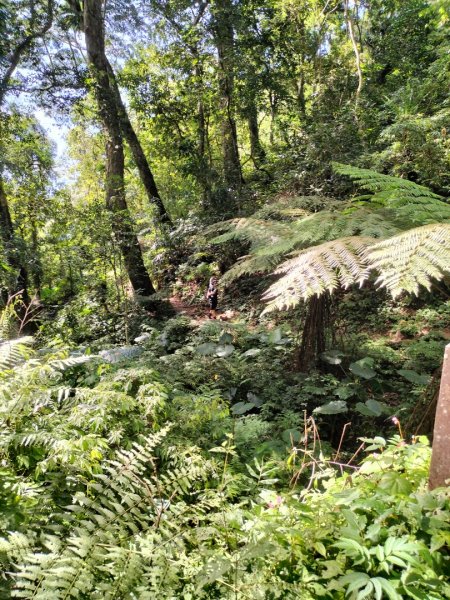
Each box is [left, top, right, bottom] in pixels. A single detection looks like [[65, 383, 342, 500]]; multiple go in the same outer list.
[[168, 295, 238, 325], [168, 296, 209, 325]]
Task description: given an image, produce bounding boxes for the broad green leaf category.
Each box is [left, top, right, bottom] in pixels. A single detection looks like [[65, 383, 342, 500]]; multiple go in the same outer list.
[[349, 359, 377, 379], [282, 428, 302, 443], [231, 401, 255, 415], [215, 344, 235, 357], [242, 348, 261, 357], [356, 399, 386, 417], [378, 472, 412, 495], [218, 331, 233, 345], [314, 400, 348, 415], [397, 369, 430, 386], [247, 392, 263, 406], [269, 328, 282, 343], [196, 342, 217, 355]]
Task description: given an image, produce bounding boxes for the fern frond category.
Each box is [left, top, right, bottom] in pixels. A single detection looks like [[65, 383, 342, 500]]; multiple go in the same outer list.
[[262, 237, 374, 312], [334, 163, 450, 225], [209, 218, 293, 252], [367, 223, 450, 297], [333, 162, 443, 199], [287, 209, 400, 246], [252, 195, 341, 220], [0, 337, 34, 372]]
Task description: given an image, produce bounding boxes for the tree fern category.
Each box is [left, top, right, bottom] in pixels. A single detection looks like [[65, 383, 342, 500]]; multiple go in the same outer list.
[[262, 237, 373, 311], [334, 162, 450, 224], [210, 165, 450, 308], [333, 162, 444, 199]]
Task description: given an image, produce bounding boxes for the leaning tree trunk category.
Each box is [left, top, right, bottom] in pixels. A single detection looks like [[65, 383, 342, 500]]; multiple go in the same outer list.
[[212, 0, 243, 192], [105, 59, 172, 227], [84, 0, 155, 296]]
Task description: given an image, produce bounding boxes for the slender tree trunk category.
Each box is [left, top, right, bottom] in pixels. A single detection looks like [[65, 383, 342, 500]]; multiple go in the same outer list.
[[212, 0, 243, 191], [269, 91, 277, 145], [246, 99, 266, 167], [30, 217, 42, 296], [193, 58, 212, 207], [344, 0, 363, 105], [83, 0, 155, 296], [104, 59, 172, 227], [297, 73, 306, 119], [0, 0, 54, 302], [0, 175, 29, 302]]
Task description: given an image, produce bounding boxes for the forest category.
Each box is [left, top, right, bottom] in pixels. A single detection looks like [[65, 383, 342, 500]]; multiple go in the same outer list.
[[0, 0, 450, 597]]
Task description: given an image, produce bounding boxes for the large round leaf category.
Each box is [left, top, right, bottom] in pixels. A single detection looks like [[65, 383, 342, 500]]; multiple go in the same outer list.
[[195, 342, 218, 356], [215, 344, 235, 358], [314, 400, 348, 415], [349, 359, 377, 380]]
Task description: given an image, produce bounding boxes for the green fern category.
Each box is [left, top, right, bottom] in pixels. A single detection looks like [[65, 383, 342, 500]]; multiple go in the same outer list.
[[333, 162, 443, 199], [367, 223, 450, 297], [0, 337, 34, 372], [262, 237, 373, 311], [334, 162, 450, 224], [210, 165, 450, 307]]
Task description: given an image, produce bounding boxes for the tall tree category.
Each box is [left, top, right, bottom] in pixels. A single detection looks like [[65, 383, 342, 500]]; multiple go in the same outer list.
[[67, 0, 172, 226], [83, 0, 156, 296], [0, 0, 54, 301], [211, 0, 243, 192]]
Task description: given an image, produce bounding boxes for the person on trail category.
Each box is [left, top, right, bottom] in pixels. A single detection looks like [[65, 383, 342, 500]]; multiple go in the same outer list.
[[206, 276, 218, 319]]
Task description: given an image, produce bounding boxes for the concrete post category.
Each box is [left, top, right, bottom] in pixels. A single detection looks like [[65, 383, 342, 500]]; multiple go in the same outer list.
[[429, 343, 450, 490]]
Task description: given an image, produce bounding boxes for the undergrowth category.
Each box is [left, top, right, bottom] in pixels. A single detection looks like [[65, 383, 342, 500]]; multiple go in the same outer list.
[[0, 314, 449, 598]]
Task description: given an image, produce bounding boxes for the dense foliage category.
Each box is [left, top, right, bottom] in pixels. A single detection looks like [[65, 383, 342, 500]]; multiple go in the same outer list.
[[0, 0, 449, 597], [0, 325, 449, 598]]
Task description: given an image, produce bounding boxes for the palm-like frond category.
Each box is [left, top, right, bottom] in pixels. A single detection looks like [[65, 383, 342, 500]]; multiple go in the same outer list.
[[209, 166, 449, 308], [262, 237, 374, 312], [214, 210, 400, 286], [367, 223, 450, 297]]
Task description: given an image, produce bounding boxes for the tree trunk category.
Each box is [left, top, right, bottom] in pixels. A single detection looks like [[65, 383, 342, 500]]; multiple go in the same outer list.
[[194, 61, 213, 207], [0, 175, 29, 302], [296, 295, 330, 371], [246, 100, 266, 166], [0, 0, 54, 302], [104, 59, 172, 227], [83, 0, 155, 296], [212, 0, 243, 191]]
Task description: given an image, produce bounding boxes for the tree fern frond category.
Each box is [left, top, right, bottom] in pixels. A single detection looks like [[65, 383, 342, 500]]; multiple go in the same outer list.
[[288, 209, 400, 246], [333, 162, 443, 199], [220, 254, 281, 285], [383, 195, 450, 224], [252, 195, 341, 220], [210, 218, 293, 252], [0, 337, 34, 372], [262, 237, 374, 312], [367, 223, 450, 297]]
